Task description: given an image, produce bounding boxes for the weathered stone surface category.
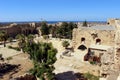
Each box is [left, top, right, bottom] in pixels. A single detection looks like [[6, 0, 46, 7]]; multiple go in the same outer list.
[[72, 19, 120, 80], [72, 28, 115, 49]]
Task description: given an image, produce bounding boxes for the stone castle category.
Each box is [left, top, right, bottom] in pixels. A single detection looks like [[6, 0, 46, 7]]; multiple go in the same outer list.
[[72, 19, 120, 80]]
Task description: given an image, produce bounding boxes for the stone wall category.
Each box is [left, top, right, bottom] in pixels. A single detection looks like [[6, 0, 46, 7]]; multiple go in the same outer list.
[[72, 28, 115, 49], [108, 19, 116, 26], [114, 30, 120, 71], [0, 26, 21, 37], [0, 23, 37, 37]]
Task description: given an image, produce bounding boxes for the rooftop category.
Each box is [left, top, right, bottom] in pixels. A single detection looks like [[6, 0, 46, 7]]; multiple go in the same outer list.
[[91, 25, 115, 30], [89, 44, 112, 51], [80, 25, 115, 30]]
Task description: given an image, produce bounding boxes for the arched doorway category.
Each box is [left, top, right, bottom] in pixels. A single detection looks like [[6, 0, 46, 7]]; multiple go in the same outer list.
[[78, 45, 87, 51], [81, 37, 85, 44], [96, 38, 101, 45]]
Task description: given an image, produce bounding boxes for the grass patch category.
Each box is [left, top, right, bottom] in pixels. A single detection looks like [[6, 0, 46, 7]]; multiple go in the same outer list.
[[84, 72, 99, 80], [6, 57, 13, 60]]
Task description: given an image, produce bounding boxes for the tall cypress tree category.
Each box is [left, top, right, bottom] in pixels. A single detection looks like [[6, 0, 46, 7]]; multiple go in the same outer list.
[[82, 20, 88, 27]]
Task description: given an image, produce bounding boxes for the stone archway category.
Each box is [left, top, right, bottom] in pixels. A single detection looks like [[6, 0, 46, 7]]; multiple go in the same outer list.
[[96, 38, 101, 45], [78, 45, 87, 51]]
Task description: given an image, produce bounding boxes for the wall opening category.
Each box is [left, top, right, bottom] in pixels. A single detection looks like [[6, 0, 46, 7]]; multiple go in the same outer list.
[[117, 48, 120, 52], [96, 38, 101, 45], [78, 45, 87, 51], [81, 37, 85, 44]]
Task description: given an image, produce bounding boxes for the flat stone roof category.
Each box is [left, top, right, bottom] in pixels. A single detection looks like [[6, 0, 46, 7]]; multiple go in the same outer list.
[[89, 44, 112, 51], [80, 25, 115, 30], [90, 25, 115, 30]]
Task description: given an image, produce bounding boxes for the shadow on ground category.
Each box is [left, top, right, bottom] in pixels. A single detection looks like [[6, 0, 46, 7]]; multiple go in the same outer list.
[[55, 71, 87, 80], [0, 63, 20, 79]]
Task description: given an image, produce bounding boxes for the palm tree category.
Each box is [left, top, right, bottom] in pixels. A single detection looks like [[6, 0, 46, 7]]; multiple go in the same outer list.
[[0, 31, 8, 47]]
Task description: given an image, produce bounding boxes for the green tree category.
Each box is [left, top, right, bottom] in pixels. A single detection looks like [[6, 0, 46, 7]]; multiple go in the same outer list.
[[49, 24, 58, 38], [48, 25, 53, 33], [62, 40, 70, 48], [40, 22, 49, 35], [8, 37, 13, 44], [24, 42, 57, 80], [83, 20, 88, 27], [56, 22, 68, 38], [68, 22, 77, 30], [56, 22, 77, 39], [68, 22, 77, 39], [0, 31, 8, 47], [16, 34, 26, 52], [27, 34, 34, 45]]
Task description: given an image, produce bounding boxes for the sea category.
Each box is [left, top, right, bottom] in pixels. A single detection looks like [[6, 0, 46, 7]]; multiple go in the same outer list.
[[0, 21, 106, 24]]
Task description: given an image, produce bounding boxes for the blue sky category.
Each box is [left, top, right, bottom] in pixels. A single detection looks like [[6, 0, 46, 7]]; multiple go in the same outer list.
[[0, 0, 120, 22]]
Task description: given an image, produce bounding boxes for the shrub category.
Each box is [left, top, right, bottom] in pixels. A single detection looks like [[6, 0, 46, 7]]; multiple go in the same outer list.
[[43, 35, 48, 40], [6, 57, 13, 60], [62, 40, 70, 48], [24, 42, 57, 80], [84, 72, 99, 80], [0, 54, 2, 58], [8, 46, 20, 51], [90, 61, 96, 65]]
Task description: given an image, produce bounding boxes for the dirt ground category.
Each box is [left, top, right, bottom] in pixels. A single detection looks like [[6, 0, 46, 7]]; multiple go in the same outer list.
[[0, 41, 33, 80], [0, 53, 33, 80], [46, 38, 100, 74], [0, 38, 100, 80], [48, 38, 100, 79]]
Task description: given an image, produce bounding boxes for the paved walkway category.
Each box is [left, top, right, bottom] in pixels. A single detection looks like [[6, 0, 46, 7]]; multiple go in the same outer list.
[[0, 47, 21, 58]]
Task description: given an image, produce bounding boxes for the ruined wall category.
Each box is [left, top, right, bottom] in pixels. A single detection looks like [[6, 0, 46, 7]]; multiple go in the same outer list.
[[0, 26, 21, 37], [100, 48, 117, 80], [72, 28, 115, 49], [111, 19, 120, 71], [108, 19, 116, 26], [0, 23, 36, 37], [72, 19, 120, 79]]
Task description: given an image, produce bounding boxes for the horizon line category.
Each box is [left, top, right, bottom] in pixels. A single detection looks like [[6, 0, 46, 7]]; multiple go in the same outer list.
[[0, 20, 107, 23]]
